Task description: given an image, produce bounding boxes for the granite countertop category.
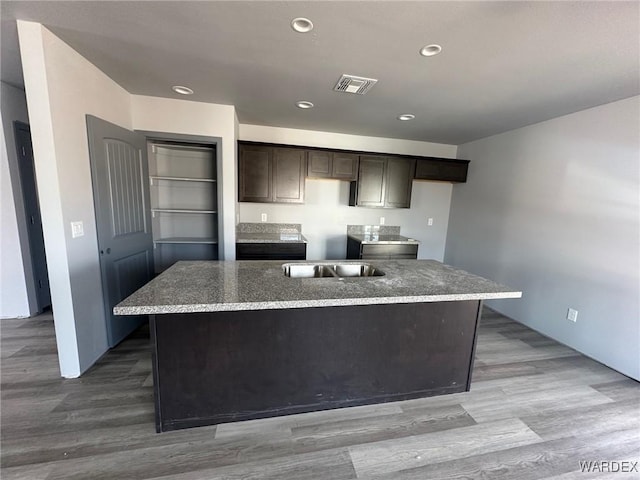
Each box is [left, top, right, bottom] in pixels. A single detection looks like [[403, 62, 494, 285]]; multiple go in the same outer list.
[[236, 222, 307, 243], [114, 260, 522, 315], [348, 233, 419, 245]]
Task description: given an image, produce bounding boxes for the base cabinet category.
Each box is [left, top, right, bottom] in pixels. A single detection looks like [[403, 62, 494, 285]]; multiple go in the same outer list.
[[151, 300, 482, 432], [236, 243, 307, 260], [347, 236, 418, 259]]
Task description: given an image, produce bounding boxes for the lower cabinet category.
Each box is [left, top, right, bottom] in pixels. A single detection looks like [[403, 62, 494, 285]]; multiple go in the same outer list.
[[347, 237, 418, 260], [236, 243, 307, 260]]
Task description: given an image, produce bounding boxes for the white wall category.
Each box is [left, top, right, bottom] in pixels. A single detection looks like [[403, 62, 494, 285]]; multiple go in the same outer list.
[[239, 125, 458, 260], [446, 96, 640, 380], [18, 21, 133, 377], [0, 82, 32, 318], [131, 95, 237, 259]]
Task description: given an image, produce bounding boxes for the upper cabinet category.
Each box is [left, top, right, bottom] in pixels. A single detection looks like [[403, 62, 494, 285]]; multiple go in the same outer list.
[[349, 156, 415, 209], [307, 150, 358, 180], [238, 143, 305, 203], [239, 144, 272, 202], [238, 141, 469, 207], [385, 157, 416, 208], [414, 158, 469, 183]]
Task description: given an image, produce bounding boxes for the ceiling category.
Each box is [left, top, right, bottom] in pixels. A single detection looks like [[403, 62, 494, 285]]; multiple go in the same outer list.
[[1, 1, 639, 145]]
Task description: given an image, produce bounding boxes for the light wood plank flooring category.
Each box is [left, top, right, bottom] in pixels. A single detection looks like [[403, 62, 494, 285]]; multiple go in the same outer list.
[[1, 308, 638, 479]]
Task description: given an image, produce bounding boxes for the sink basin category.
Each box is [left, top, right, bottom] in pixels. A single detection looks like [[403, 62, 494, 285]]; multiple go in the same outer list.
[[283, 263, 385, 278], [282, 264, 338, 278], [333, 264, 384, 277]]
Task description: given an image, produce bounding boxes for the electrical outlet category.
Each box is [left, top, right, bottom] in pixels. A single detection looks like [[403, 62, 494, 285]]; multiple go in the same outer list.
[[567, 308, 578, 322], [379, 217, 385, 225], [427, 218, 434, 226], [261, 213, 267, 222]]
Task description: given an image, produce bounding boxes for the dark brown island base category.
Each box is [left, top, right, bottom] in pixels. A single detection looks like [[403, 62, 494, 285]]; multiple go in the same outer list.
[[114, 260, 521, 433]]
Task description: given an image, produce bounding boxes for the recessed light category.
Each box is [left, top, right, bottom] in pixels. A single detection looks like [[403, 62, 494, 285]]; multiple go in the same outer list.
[[420, 44, 442, 57], [291, 17, 314, 33], [296, 101, 314, 109], [172, 85, 194, 95], [397, 114, 415, 121]]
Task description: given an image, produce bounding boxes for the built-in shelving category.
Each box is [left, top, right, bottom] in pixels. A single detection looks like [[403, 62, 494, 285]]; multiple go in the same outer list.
[[149, 142, 218, 273]]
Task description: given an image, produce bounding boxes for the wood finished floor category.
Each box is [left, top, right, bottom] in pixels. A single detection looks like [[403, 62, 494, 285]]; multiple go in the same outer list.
[[1, 308, 638, 479]]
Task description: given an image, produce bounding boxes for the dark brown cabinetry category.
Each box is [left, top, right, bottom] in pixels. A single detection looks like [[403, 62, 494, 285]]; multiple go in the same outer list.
[[347, 236, 418, 259], [236, 243, 307, 260], [415, 158, 469, 183], [307, 150, 358, 180], [238, 141, 469, 207], [238, 144, 305, 203], [349, 156, 415, 208]]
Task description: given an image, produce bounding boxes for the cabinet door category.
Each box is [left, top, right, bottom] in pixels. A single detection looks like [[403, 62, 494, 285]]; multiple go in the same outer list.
[[273, 148, 306, 203], [415, 159, 468, 183], [361, 244, 418, 259], [332, 153, 358, 180], [385, 157, 415, 208], [307, 151, 331, 178], [236, 243, 307, 260], [355, 156, 386, 206], [239, 145, 272, 202]]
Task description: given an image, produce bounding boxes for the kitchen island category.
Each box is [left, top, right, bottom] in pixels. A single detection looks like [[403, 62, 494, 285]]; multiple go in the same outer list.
[[115, 260, 521, 432]]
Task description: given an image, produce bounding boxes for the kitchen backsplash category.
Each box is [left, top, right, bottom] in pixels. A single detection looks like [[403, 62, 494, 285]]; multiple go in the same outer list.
[[237, 222, 302, 234], [347, 225, 401, 235]]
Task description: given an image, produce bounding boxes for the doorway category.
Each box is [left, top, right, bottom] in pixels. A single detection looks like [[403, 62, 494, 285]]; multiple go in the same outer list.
[[13, 121, 51, 313]]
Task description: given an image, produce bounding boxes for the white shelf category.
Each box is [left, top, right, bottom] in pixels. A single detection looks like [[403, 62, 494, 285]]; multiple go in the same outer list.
[[152, 208, 217, 214], [155, 237, 218, 244], [150, 176, 216, 183]]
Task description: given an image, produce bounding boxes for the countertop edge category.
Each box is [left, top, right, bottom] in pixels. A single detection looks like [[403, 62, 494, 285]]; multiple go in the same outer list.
[[114, 291, 522, 315]]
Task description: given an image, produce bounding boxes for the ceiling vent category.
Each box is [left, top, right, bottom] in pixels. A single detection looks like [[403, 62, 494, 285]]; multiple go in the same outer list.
[[333, 74, 378, 95]]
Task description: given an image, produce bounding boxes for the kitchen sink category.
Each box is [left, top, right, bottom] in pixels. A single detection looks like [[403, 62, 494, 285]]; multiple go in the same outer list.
[[283, 263, 385, 278]]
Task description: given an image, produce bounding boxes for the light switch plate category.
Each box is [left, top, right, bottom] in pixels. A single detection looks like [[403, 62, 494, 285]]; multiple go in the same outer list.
[[427, 218, 434, 226], [71, 221, 84, 238], [567, 308, 578, 322], [261, 213, 267, 222]]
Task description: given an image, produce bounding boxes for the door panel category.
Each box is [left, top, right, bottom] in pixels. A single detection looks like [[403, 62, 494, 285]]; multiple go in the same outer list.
[[332, 153, 358, 180], [239, 146, 272, 202], [385, 158, 415, 208], [87, 115, 153, 347], [105, 139, 147, 236], [356, 156, 386, 206], [307, 151, 331, 178], [273, 148, 305, 203]]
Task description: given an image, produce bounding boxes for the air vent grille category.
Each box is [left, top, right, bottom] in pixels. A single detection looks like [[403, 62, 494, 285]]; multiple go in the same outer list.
[[333, 74, 378, 95]]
